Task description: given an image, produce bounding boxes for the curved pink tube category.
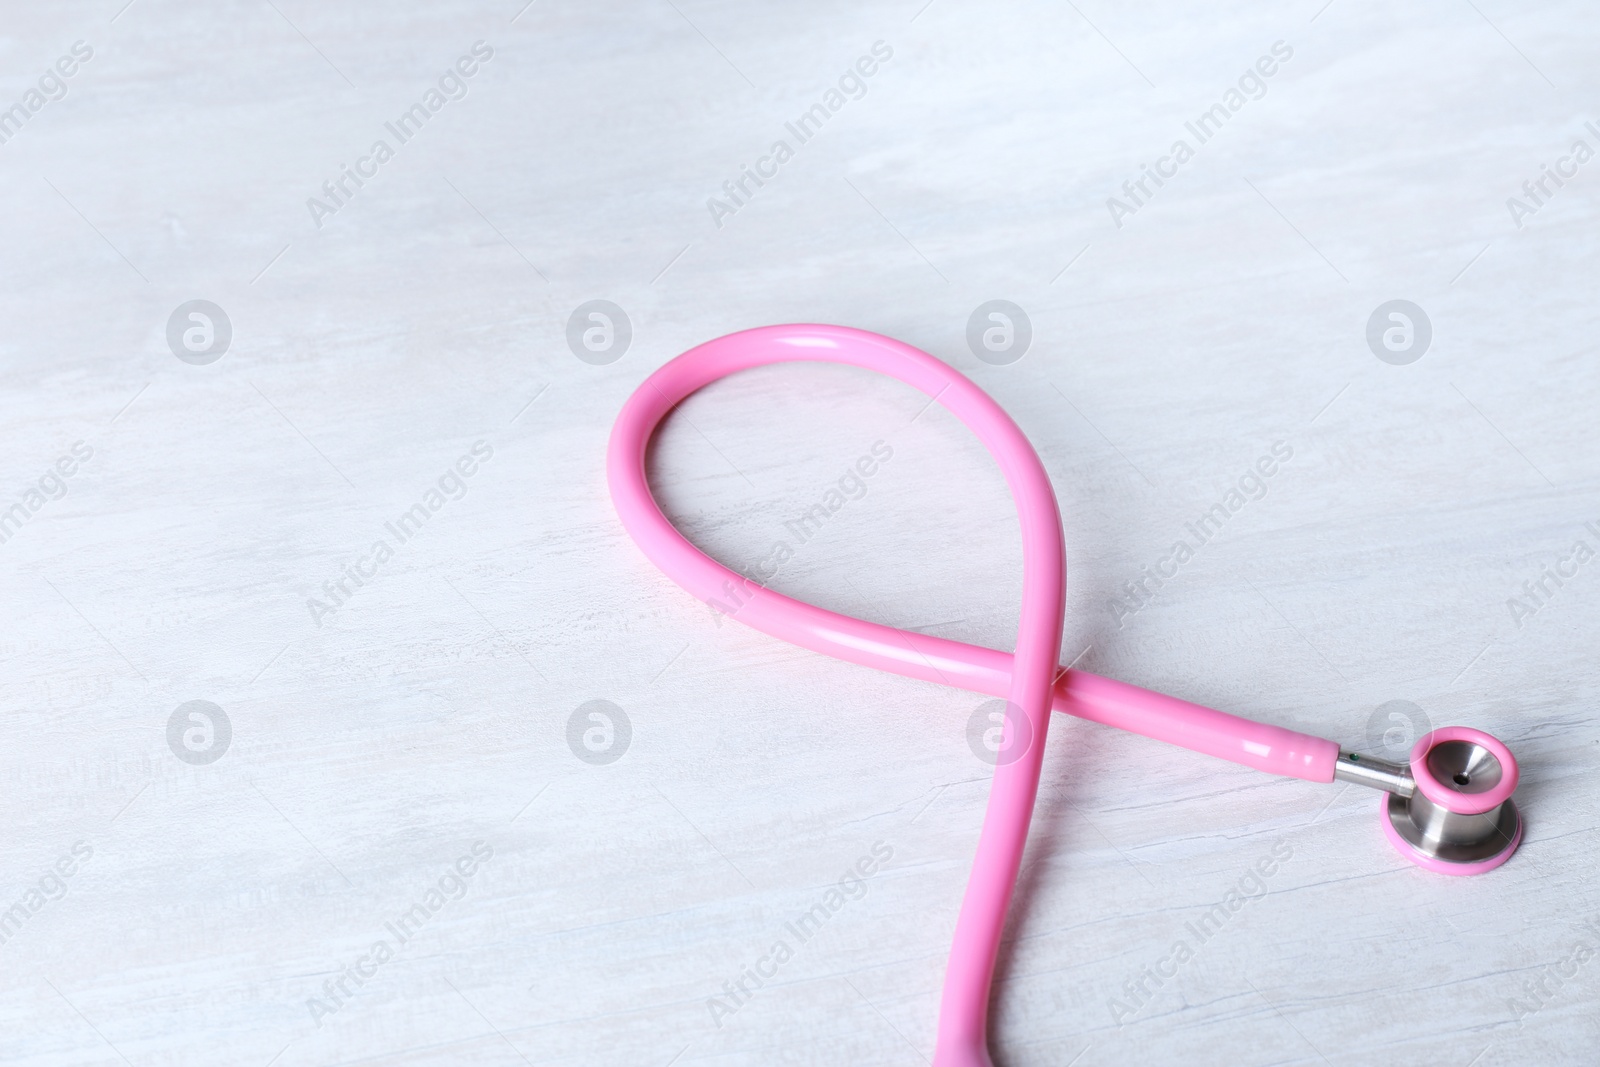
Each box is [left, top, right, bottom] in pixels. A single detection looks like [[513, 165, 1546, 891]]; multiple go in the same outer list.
[[607, 324, 1339, 1064]]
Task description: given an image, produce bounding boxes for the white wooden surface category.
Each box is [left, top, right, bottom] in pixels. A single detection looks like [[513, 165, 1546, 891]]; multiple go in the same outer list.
[[2, 1, 1597, 1064]]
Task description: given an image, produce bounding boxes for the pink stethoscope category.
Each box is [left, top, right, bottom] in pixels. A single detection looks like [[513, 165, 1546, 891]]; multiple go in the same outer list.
[[607, 324, 1523, 1066]]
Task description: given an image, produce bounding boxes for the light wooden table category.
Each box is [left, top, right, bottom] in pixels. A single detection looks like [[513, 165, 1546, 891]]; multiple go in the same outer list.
[[2, 1, 1596, 1064]]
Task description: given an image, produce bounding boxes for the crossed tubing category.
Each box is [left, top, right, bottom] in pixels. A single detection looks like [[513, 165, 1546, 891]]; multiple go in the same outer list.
[[606, 324, 1338, 1065]]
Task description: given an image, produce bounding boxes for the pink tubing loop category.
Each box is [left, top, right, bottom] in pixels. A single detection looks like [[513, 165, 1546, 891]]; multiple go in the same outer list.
[[608, 324, 1059, 1065], [1409, 726, 1519, 816], [607, 324, 1338, 1065]]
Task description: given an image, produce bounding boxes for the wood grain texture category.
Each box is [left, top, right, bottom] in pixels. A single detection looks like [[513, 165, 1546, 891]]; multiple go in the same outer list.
[[1, 1, 1596, 1064]]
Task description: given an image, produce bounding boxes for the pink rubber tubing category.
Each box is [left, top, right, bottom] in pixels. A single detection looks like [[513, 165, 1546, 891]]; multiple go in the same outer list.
[[607, 324, 1342, 1065]]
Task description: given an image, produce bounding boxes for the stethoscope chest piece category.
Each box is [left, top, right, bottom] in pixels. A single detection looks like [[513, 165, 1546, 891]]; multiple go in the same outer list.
[[1373, 727, 1523, 875]]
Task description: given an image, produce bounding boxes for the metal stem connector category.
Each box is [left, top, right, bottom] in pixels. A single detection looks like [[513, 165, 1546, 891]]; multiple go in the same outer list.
[[1334, 749, 1414, 797]]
